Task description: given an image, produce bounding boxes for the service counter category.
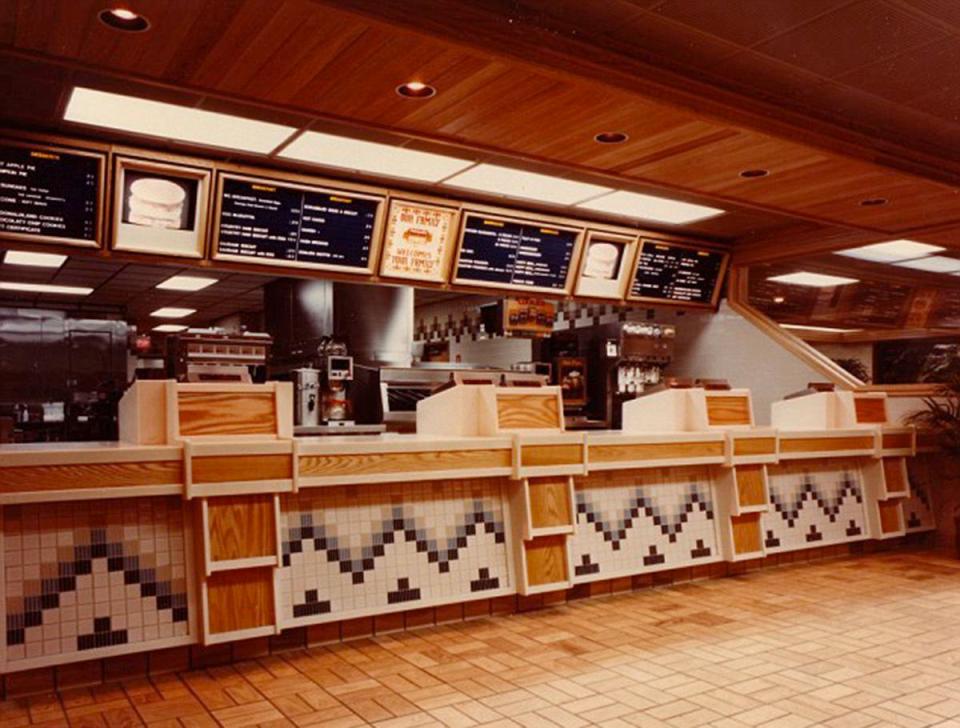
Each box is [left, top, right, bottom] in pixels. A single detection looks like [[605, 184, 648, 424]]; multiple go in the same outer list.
[[0, 381, 937, 674]]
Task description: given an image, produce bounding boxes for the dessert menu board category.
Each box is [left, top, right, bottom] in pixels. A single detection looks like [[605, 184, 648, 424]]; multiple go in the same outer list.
[[379, 199, 456, 282], [0, 142, 102, 247], [454, 213, 580, 293], [214, 173, 383, 273], [629, 240, 728, 306]]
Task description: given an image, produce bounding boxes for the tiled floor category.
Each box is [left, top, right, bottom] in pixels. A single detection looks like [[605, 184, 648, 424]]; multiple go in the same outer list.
[[4, 550, 960, 727]]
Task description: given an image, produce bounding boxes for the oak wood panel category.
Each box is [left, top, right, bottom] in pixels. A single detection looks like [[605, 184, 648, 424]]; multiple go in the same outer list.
[[878, 500, 903, 535], [524, 535, 567, 587], [206, 568, 274, 634], [496, 394, 561, 431], [192, 454, 291, 484], [882, 458, 908, 495], [854, 398, 887, 424], [706, 396, 752, 426], [527, 477, 573, 530], [882, 433, 913, 450], [779, 436, 874, 454], [178, 391, 277, 437], [298, 448, 511, 478], [0, 460, 183, 493], [207, 495, 276, 561], [731, 513, 762, 555], [733, 437, 776, 456], [589, 441, 725, 463], [735, 465, 767, 508], [520, 444, 582, 468]]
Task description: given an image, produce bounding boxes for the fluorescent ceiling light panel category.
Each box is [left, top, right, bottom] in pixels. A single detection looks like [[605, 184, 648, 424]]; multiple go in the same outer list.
[[152, 324, 188, 333], [782, 324, 863, 334], [836, 239, 945, 263], [64, 87, 297, 154], [156, 275, 218, 291], [3, 250, 67, 268], [279, 131, 474, 183], [0, 281, 92, 295], [894, 255, 960, 273], [150, 307, 196, 319], [441, 163, 611, 206], [576, 190, 724, 224], [767, 272, 859, 287]]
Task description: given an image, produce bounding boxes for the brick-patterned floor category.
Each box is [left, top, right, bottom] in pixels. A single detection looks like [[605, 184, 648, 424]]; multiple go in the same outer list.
[[4, 550, 960, 727]]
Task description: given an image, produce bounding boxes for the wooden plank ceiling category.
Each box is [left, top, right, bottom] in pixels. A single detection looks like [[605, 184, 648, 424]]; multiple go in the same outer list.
[[2, 0, 960, 263]]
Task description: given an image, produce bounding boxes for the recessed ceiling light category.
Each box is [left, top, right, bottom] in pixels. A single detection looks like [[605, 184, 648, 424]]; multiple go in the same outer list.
[[782, 324, 863, 334], [594, 132, 629, 144], [279, 131, 474, 184], [395, 81, 436, 99], [98, 7, 150, 32], [894, 255, 960, 273], [64, 87, 297, 154], [859, 198, 888, 207], [151, 307, 196, 319], [773, 296, 785, 304], [836, 239, 945, 263], [767, 272, 859, 287], [576, 190, 724, 225], [0, 281, 92, 295], [442, 163, 612, 206], [3, 250, 67, 268], [156, 274, 218, 291], [739, 169, 769, 179], [153, 324, 188, 333]]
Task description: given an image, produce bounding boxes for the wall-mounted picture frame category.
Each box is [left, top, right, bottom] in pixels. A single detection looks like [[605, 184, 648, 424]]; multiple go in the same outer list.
[[574, 230, 638, 300], [111, 155, 211, 259]]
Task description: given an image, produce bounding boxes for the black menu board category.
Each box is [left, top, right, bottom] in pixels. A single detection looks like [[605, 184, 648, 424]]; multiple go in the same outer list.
[[628, 241, 728, 306], [454, 213, 580, 293], [0, 142, 102, 247], [214, 174, 383, 273]]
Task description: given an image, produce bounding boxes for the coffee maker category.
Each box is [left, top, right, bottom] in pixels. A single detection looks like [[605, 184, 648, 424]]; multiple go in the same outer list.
[[321, 354, 354, 426]]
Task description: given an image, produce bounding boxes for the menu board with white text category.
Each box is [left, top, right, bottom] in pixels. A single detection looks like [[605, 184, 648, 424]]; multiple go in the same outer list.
[[213, 173, 384, 274], [453, 212, 582, 294], [379, 199, 457, 282], [0, 141, 102, 247], [628, 240, 728, 307]]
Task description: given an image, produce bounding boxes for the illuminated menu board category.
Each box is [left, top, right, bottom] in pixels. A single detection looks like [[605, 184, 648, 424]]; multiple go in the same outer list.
[[454, 213, 580, 293], [628, 240, 728, 306], [214, 174, 383, 273], [0, 142, 102, 247]]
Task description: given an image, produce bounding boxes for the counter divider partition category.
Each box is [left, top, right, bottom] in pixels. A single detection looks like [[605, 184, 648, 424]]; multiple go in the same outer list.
[[0, 381, 932, 676]]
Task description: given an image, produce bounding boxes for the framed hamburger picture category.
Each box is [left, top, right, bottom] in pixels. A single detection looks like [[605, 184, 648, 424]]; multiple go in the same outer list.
[[111, 156, 211, 258], [378, 198, 458, 283], [574, 230, 638, 300]]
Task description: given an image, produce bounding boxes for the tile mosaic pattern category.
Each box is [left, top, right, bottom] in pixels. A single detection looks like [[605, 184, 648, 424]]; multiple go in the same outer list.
[[763, 459, 868, 553], [5, 551, 959, 726], [3, 497, 189, 665], [905, 455, 938, 532], [279, 479, 511, 624], [570, 467, 719, 582]]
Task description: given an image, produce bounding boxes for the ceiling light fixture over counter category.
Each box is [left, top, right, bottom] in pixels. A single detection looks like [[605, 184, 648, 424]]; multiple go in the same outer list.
[[767, 271, 859, 287], [395, 81, 436, 99], [0, 281, 93, 295], [152, 324, 188, 333], [441, 163, 612, 206], [576, 190, 725, 225], [64, 87, 298, 154], [279, 131, 474, 184], [156, 275, 218, 291], [837, 239, 945, 263], [150, 307, 196, 319], [3, 251, 67, 268], [98, 7, 150, 32]]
